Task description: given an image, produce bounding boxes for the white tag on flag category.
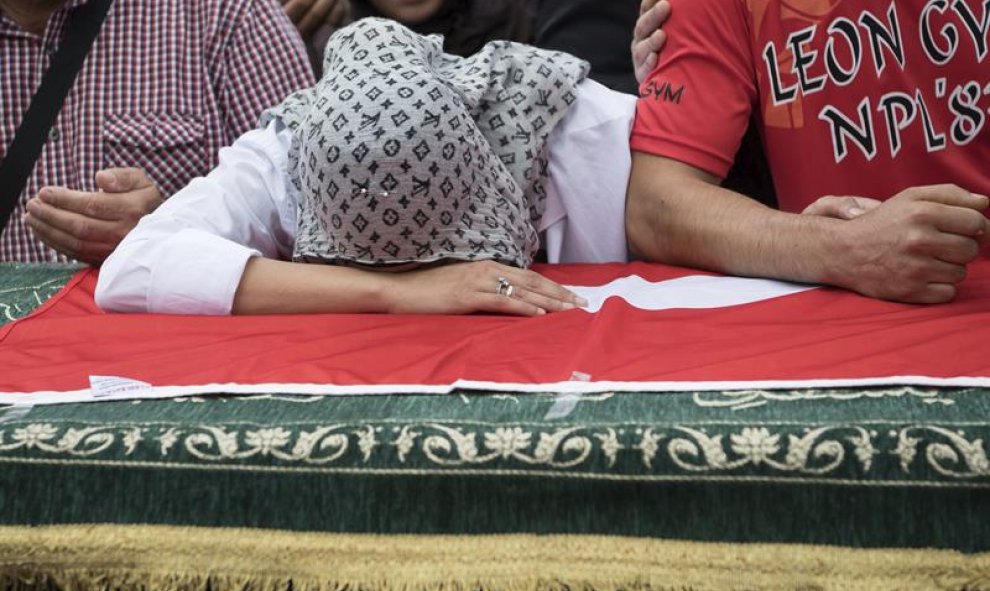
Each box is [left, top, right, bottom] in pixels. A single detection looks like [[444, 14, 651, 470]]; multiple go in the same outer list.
[[89, 375, 153, 399]]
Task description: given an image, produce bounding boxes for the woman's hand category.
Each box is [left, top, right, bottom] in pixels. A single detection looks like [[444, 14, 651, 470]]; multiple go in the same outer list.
[[632, 0, 672, 84], [386, 260, 588, 316]]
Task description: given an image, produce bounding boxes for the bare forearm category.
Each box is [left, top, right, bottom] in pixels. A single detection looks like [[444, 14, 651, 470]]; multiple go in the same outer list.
[[232, 257, 392, 315], [627, 153, 844, 284], [627, 153, 990, 304], [231, 257, 586, 316]]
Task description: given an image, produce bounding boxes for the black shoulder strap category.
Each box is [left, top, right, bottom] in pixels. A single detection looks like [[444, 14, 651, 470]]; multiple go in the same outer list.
[[0, 0, 114, 233]]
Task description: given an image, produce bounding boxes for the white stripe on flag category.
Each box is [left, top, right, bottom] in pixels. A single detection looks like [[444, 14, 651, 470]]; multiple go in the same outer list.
[[567, 275, 818, 313]]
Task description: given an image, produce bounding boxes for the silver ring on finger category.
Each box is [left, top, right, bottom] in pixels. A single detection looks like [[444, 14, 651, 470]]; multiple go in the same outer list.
[[496, 276, 512, 296], [505, 285, 515, 298]]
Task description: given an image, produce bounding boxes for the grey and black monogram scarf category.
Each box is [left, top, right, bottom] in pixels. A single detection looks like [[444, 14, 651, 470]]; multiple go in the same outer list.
[[262, 18, 589, 268]]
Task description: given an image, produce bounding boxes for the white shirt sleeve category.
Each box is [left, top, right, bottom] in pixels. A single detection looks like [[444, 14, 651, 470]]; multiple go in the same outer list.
[[97, 82, 636, 315], [95, 121, 298, 315], [540, 79, 637, 264]]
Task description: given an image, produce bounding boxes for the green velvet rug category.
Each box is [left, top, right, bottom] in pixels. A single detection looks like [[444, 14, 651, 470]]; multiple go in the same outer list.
[[0, 264, 80, 326], [1, 386, 988, 551]]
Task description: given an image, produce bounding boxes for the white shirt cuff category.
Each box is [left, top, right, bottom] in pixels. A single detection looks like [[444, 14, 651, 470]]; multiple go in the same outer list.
[[147, 229, 260, 315]]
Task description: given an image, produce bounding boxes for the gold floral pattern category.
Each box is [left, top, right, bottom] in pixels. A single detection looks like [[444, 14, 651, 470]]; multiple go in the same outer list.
[[0, 421, 986, 482], [894, 426, 990, 478], [595, 429, 624, 468], [391, 426, 419, 462], [633, 428, 664, 469], [662, 426, 878, 475], [183, 426, 351, 464], [693, 387, 959, 411], [421, 425, 593, 468], [731, 427, 780, 465], [0, 424, 135, 456]]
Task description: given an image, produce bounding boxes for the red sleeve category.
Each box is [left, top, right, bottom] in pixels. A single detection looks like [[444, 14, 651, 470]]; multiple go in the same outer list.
[[630, 0, 757, 179], [215, 0, 316, 141]]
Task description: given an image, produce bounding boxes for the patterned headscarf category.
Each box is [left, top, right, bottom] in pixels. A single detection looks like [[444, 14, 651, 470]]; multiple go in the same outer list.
[[263, 18, 589, 268]]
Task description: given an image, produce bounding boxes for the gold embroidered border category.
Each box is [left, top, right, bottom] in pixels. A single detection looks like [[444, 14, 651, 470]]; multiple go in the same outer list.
[[1, 525, 988, 591], [3, 420, 990, 483]]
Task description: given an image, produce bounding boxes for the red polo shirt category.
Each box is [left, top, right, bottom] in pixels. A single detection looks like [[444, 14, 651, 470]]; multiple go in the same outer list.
[[630, 0, 990, 212]]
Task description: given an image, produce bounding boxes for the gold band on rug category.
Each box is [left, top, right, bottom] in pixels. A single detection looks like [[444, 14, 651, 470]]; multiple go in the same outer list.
[[2, 525, 988, 591]]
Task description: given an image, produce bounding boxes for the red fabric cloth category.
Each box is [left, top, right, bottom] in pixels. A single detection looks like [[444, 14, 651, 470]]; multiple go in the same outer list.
[[629, 0, 990, 213], [2, 260, 990, 400]]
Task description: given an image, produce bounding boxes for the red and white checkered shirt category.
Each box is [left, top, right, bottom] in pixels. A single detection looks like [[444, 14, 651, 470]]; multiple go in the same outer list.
[[0, 0, 315, 262]]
